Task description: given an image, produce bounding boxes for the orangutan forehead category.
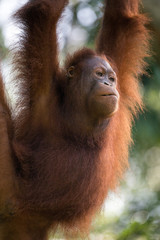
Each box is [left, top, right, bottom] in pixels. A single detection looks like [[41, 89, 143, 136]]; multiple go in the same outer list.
[[82, 56, 113, 71]]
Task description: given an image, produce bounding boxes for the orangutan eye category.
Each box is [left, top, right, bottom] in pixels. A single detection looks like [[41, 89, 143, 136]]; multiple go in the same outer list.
[[96, 71, 104, 77], [109, 77, 115, 82]]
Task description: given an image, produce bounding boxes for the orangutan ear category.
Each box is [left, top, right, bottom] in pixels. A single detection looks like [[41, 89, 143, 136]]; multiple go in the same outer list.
[[67, 66, 75, 78]]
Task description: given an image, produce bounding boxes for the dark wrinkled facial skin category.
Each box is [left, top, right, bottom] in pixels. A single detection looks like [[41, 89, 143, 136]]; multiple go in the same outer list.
[[67, 56, 119, 120]]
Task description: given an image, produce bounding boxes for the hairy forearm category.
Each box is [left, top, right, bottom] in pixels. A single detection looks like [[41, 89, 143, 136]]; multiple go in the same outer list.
[[96, 0, 150, 115], [97, 0, 149, 77], [14, 0, 68, 91], [105, 0, 139, 17], [13, 0, 68, 135]]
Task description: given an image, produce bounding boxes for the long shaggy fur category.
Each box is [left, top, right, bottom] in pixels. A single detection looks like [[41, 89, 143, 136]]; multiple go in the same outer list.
[[0, 0, 150, 239]]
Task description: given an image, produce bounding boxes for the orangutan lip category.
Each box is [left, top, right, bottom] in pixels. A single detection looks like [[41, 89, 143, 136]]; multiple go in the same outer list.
[[101, 94, 117, 97]]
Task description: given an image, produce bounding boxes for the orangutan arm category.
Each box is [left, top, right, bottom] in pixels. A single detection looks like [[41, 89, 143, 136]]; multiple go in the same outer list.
[[96, 0, 150, 110], [14, 0, 68, 138]]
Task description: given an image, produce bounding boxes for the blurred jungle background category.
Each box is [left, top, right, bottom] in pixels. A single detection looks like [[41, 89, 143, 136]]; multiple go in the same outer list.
[[0, 0, 160, 239]]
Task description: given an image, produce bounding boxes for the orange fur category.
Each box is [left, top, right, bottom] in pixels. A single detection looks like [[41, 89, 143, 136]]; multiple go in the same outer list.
[[0, 0, 150, 239]]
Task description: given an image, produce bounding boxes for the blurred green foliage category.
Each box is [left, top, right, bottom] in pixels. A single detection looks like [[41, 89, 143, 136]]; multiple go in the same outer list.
[[0, 28, 7, 58]]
